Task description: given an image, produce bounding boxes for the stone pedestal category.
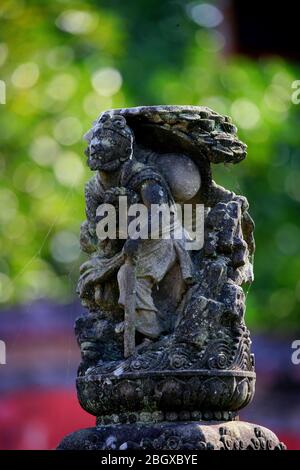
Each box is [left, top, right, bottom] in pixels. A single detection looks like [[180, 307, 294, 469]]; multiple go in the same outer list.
[[58, 421, 285, 451]]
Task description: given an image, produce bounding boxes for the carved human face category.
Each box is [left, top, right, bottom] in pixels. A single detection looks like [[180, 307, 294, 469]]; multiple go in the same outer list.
[[75, 314, 106, 361], [87, 127, 129, 172]]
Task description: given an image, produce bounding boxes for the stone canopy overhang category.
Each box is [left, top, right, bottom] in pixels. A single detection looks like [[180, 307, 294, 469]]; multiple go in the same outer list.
[[99, 105, 247, 165]]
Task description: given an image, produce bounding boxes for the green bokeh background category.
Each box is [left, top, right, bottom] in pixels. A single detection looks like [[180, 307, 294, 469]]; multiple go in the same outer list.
[[0, 0, 300, 331]]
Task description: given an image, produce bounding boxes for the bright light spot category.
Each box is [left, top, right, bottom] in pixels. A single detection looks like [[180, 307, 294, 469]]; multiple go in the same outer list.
[[195, 30, 225, 51], [53, 117, 82, 145], [6, 215, 27, 240], [0, 43, 8, 66], [220, 65, 249, 92], [0, 189, 18, 224], [22, 267, 60, 301], [187, 3, 223, 28], [46, 46, 74, 70], [30, 135, 60, 166], [0, 80, 5, 104], [50, 231, 80, 263], [46, 74, 77, 101], [92, 67, 123, 97], [0, 273, 13, 303], [56, 10, 98, 35], [30, 91, 66, 113], [54, 151, 85, 187], [264, 84, 290, 113], [31, 175, 54, 199], [13, 163, 50, 194], [24, 171, 43, 194], [11, 62, 39, 89], [272, 71, 294, 88], [231, 98, 260, 130], [83, 92, 112, 117], [201, 96, 228, 115]]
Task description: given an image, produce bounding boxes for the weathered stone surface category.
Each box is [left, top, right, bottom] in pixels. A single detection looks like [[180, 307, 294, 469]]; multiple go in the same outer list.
[[57, 421, 286, 451], [57, 105, 284, 450]]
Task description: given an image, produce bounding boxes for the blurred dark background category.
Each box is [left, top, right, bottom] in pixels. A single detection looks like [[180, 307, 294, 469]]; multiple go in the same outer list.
[[0, 0, 300, 449]]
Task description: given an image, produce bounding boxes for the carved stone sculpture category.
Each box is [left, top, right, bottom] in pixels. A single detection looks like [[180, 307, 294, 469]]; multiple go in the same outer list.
[[57, 106, 285, 450]]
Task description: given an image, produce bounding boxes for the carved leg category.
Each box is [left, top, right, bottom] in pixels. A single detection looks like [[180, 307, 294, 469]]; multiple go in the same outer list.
[[135, 309, 164, 339]]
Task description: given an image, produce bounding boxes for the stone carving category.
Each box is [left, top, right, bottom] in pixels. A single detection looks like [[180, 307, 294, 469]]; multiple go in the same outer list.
[[58, 422, 286, 451], [57, 105, 285, 450]]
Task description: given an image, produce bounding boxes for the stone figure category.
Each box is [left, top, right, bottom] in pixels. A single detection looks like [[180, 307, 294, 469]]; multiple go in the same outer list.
[[78, 113, 194, 355], [58, 106, 285, 450]]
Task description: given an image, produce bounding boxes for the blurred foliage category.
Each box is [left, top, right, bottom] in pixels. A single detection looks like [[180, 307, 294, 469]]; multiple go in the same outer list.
[[0, 0, 300, 330]]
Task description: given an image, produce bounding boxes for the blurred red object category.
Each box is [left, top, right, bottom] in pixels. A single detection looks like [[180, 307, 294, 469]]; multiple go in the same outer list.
[[0, 389, 94, 450], [1, 302, 300, 450], [0, 389, 300, 449]]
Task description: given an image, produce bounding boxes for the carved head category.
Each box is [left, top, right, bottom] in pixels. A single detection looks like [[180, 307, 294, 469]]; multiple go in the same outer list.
[[75, 314, 108, 361], [84, 114, 133, 172], [75, 313, 123, 363]]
